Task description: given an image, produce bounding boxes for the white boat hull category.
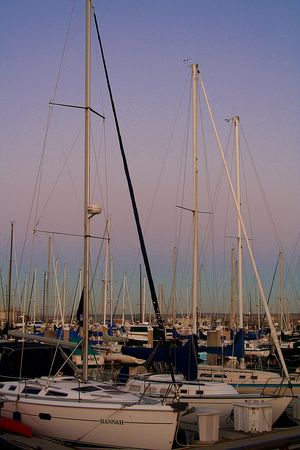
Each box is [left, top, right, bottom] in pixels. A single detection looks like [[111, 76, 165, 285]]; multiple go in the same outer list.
[[0, 377, 179, 450], [125, 374, 292, 428], [198, 364, 300, 395]]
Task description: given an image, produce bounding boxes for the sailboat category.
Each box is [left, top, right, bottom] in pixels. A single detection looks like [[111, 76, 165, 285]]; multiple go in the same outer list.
[[0, 2, 180, 449], [196, 115, 300, 395], [123, 64, 293, 426]]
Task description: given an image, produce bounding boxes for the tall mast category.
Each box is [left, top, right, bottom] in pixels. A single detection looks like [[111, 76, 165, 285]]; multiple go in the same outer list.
[[45, 236, 51, 325], [83, 0, 91, 383], [109, 257, 113, 326], [230, 247, 235, 327], [7, 221, 14, 331], [234, 116, 243, 329], [192, 64, 199, 335], [102, 218, 110, 325], [171, 246, 177, 325], [199, 76, 290, 378], [139, 264, 142, 323], [234, 115, 245, 368]]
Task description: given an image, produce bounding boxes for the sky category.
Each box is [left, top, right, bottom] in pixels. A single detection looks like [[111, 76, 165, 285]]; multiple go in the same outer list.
[[0, 0, 299, 318]]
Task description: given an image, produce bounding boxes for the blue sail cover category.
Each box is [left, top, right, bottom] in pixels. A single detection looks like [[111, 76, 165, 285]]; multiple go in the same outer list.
[[122, 329, 244, 376], [198, 329, 244, 359], [122, 334, 199, 380]]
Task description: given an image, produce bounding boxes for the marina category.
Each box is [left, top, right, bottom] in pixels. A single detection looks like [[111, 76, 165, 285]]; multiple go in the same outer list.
[[0, 1, 299, 449]]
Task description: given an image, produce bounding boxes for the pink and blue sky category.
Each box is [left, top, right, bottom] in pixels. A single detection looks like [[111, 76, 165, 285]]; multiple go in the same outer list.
[[0, 0, 299, 316]]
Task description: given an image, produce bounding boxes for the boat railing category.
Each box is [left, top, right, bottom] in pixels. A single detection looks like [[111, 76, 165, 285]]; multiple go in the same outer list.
[[261, 375, 295, 397], [136, 376, 184, 405]]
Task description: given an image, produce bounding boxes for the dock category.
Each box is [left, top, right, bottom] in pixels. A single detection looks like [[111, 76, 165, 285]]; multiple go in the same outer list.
[[183, 423, 300, 450], [178, 404, 300, 450]]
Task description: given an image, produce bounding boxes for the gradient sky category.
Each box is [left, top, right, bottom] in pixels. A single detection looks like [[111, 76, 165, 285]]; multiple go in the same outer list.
[[0, 0, 299, 317]]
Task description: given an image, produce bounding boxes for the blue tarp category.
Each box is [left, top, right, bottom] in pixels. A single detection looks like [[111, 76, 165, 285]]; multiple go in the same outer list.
[[122, 334, 199, 380]]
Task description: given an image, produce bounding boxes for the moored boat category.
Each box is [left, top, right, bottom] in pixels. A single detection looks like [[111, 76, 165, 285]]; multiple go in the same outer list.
[[124, 372, 292, 428]]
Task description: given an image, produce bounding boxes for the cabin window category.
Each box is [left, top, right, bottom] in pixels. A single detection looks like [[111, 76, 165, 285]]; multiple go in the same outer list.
[[200, 373, 212, 378], [0, 383, 4, 389], [39, 413, 51, 420], [96, 385, 123, 394], [214, 374, 226, 379], [129, 326, 148, 332], [180, 389, 188, 394], [46, 390, 68, 397], [22, 387, 41, 395], [13, 411, 21, 421], [101, 390, 125, 396], [72, 386, 100, 393], [127, 385, 140, 393], [251, 376, 257, 380], [196, 390, 204, 395], [8, 385, 17, 391], [160, 388, 169, 396], [239, 375, 246, 379]]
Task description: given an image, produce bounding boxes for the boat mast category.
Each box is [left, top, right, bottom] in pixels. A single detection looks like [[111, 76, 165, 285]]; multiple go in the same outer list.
[[45, 236, 51, 326], [199, 75, 290, 378], [102, 218, 110, 326], [234, 115, 245, 368], [83, 0, 91, 383], [171, 246, 177, 325], [279, 250, 283, 331], [234, 116, 243, 329], [192, 63, 199, 335], [230, 247, 236, 327], [7, 221, 14, 331]]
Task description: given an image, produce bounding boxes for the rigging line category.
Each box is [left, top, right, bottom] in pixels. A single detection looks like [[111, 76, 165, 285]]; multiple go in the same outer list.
[[51, 1, 76, 106], [240, 140, 254, 241], [35, 124, 83, 228], [175, 73, 192, 303], [89, 219, 107, 318], [112, 281, 123, 319], [285, 232, 300, 301], [127, 71, 190, 298], [168, 74, 191, 255], [279, 236, 300, 301], [268, 256, 279, 305], [54, 117, 82, 211], [17, 2, 76, 295], [240, 142, 258, 303], [0, 271, 5, 311], [202, 119, 232, 312], [125, 70, 191, 299], [240, 123, 282, 249], [198, 83, 222, 313], [210, 122, 233, 214], [222, 133, 235, 306], [92, 9, 164, 334], [240, 122, 299, 303], [35, 0, 76, 227], [69, 270, 81, 326], [176, 74, 191, 250], [91, 122, 107, 218]]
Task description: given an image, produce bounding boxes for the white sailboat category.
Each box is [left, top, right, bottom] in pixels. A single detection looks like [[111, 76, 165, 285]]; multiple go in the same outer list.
[[0, 2, 180, 449], [123, 65, 292, 426], [124, 372, 292, 428], [195, 113, 300, 395]]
